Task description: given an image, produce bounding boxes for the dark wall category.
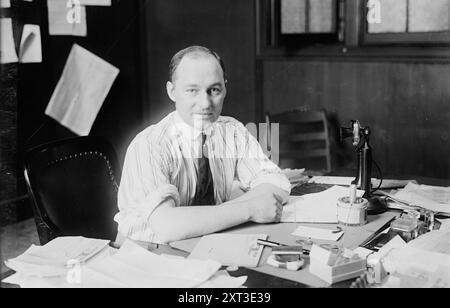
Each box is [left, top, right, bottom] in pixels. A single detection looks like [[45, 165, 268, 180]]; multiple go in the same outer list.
[[144, 0, 256, 126], [18, 0, 145, 163], [1, 0, 145, 224], [262, 60, 450, 179]]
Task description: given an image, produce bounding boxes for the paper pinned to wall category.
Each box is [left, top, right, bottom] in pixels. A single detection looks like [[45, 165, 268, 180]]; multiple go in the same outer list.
[[79, 0, 111, 5], [45, 44, 119, 136], [0, 0, 11, 8], [47, 0, 87, 36], [19, 24, 42, 63], [0, 18, 19, 64]]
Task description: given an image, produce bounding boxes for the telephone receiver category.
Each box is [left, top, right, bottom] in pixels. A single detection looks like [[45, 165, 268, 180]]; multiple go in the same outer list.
[[340, 120, 363, 149]]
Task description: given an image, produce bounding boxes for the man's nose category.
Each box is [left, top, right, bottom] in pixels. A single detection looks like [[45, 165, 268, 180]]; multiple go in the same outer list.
[[197, 91, 213, 109]]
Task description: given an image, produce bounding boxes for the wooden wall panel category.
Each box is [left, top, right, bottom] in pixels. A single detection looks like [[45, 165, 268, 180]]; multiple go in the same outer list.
[[263, 60, 450, 179]]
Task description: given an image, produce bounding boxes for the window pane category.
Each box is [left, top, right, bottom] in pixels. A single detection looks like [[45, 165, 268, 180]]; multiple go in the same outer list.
[[368, 0, 407, 33], [281, 0, 307, 34], [309, 0, 336, 33], [409, 0, 450, 32]]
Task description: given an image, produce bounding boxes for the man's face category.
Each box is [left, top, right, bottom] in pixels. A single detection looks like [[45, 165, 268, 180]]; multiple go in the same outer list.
[[167, 54, 226, 131]]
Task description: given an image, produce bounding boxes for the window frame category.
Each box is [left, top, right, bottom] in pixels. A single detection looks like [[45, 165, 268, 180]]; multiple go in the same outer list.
[[256, 0, 450, 61], [257, 0, 345, 55], [361, 0, 450, 45]]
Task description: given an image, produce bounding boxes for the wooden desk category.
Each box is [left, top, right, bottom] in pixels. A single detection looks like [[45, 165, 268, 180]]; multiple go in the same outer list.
[[6, 178, 446, 288], [169, 211, 397, 288], [0, 244, 310, 288]]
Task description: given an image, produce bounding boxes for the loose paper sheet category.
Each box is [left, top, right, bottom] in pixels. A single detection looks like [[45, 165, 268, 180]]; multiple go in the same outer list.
[[0, 18, 19, 64], [384, 182, 450, 214], [292, 225, 344, 241], [79, 0, 111, 5], [4, 237, 109, 277], [309, 176, 412, 189], [47, 0, 87, 36], [19, 24, 42, 63], [282, 185, 365, 223], [85, 240, 221, 288], [45, 44, 119, 136], [3, 240, 235, 288], [0, 0, 11, 8], [189, 234, 267, 267]]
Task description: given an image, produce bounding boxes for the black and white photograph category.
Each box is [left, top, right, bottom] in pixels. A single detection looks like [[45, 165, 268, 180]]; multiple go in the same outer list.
[[0, 0, 449, 292]]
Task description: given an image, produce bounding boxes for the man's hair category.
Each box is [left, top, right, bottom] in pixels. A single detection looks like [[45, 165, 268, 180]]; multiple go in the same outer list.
[[168, 46, 226, 82]]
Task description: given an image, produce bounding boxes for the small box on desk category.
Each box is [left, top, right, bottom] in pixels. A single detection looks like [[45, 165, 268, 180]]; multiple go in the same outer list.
[[309, 245, 367, 285]]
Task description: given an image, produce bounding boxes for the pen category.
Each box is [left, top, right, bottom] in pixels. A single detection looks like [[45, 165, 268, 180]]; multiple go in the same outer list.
[[257, 239, 281, 247], [257, 239, 311, 255]]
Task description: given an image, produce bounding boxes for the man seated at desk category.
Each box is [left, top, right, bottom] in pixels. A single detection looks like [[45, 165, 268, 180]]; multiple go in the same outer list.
[[115, 46, 291, 244]]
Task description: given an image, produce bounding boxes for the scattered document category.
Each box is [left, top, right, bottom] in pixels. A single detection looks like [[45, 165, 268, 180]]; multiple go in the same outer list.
[[407, 228, 450, 255], [308, 176, 353, 186], [4, 237, 110, 277], [189, 234, 267, 268], [47, 0, 87, 36], [282, 168, 308, 185], [19, 24, 42, 63], [282, 185, 365, 223], [45, 44, 119, 135], [197, 270, 247, 288], [376, 235, 406, 257], [292, 226, 344, 242], [79, 0, 111, 5], [381, 245, 450, 288], [84, 240, 222, 288], [0, 0, 11, 8], [438, 219, 450, 231], [383, 182, 450, 214], [309, 176, 413, 189], [0, 18, 19, 64], [3, 240, 243, 288], [353, 246, 374, 260]]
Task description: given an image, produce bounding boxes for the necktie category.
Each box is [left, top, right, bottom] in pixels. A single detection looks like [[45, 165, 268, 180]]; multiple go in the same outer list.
[[192, 133, 215, 205]]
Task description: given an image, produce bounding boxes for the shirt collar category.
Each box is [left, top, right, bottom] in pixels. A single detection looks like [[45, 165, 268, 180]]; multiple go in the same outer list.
[[172, 111, 214, 141]]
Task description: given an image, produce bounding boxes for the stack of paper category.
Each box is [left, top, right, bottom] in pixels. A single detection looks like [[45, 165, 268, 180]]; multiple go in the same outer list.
[[309, 176, 413, 189], [3, 239, 247, 288], [380, 243, 450, 288], [282, 185, 365, 223], [382, 182, 450, 215], [4, 237, 110, 277]]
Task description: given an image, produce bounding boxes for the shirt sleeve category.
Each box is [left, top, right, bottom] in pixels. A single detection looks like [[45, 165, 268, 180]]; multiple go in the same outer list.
[[114, 136, 180, 242], [234, 122, 291, 193]]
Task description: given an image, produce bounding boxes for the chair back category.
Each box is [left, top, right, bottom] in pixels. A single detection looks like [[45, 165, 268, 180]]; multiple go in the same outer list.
[[266, 109, 332, 173], [24, 136, 120, 244]]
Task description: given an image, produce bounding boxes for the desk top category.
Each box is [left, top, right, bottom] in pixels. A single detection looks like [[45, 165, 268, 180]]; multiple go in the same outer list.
[[8, 177, 444, 288]]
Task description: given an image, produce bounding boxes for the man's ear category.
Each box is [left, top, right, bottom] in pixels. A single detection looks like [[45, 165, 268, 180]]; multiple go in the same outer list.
[[166, 81, 176, 102]]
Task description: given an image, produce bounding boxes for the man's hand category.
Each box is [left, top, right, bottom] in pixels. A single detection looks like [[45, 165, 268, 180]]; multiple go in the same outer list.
[[245, 192, 283, 223]]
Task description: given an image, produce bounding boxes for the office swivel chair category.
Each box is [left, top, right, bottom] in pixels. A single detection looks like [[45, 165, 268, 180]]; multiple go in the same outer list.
[[265, 109, 332, 175], [24, 136, 120, 245]]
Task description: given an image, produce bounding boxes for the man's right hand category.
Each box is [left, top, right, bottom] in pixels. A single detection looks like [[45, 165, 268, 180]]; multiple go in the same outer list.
[[245, 192, 283, 223]]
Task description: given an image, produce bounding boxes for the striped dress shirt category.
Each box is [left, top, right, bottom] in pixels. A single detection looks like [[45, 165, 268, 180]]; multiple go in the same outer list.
[[115, 111, 290, 243]]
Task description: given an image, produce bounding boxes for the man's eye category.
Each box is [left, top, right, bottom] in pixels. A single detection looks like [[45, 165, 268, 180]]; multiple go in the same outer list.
[[186, 89, 198, 94], [210, 88, 221, 96]]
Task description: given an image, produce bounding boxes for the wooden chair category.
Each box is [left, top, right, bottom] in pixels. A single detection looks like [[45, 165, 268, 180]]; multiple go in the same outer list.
[[265, 109, 332, 174]]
